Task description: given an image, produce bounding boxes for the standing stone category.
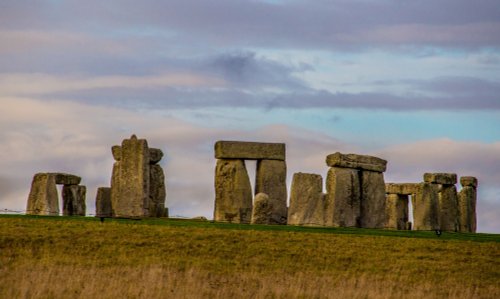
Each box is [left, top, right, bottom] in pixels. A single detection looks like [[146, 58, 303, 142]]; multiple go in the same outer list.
[[26, 173, 59, 216], [149, 164, 166, 217], [110, 159, 121, 217], [251, 193, 284, 224], [62, 185, 86, 216], [255, 159, 287, 225], [385, 194, 409, 230], [412, 182, 440, 230], [438, 184, 459, 232], [95, 187, 112, 217], [214, 159, 253, 223], [288, 173, 324, 226], [113, 135, 150, 218], [325, 167, 361, 227], [360, 171, 386, 228], [458, 176, 477, 233]]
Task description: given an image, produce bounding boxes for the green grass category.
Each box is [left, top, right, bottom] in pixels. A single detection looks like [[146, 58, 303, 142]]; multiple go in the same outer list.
[[1, 215, 499, 298]]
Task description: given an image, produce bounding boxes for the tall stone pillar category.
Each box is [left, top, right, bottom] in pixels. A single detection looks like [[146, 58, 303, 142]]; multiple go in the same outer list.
[[112, 135, 150, 218], [26, 173, 59, 216], [325, 167, 361, 227], [255, 159, 287, 224], [95, 187, 112, 217], [214, 159, 253, 223], [424, 173, 459, 232], [412, 182, 440, 230], [110, 145, 122, 217], [458, 176, 477, 233], [149, 148, 167, 217], [360, 171, 386, 228], [288, 172, 324, 226], [62, 185, 86, 216]]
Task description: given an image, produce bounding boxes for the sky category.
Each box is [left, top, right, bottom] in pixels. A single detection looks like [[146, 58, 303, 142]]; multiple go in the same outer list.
[[0, 0, 499, 233]]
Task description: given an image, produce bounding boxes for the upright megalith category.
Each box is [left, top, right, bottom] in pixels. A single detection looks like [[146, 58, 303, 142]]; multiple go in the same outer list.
[[26, 173, 59, 215], [325, 167, 360, 227], [251, 193, 285, 225], [214, 159, 253, 223], [458, 176, 477, 233], [424, 173, 459, 232], [62, 185, 86, 216], [95, 187, 112, 218], [324, 152, 387, 228], [109, 135, 167, 218], [213, 141, 287, 225], [288, 173, 324, 226], [412, 182, 440, 231], [255, 160, 287, 224], [27, 172, 86, 216]]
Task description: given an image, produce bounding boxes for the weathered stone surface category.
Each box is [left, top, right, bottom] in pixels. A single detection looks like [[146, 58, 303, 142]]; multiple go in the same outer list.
[[288, 173, 324, 226], [26, 173, 59, 216], [110, 161, 121, 217], [149, 148, 163, 164], [438, 185, 459, 232], [251, 193, 285, 225], [360, 171, 386, 228], [95, 187, 112, 217], [326, 152, 387, 172], [460, 176, 478, 188], [385, 183, 418, 195], [149, 164, 166, 217], [412, 182, 440, 230], [51, 173, 81, 185], [214, 159, 253, 224], [423, 173, 457, 185], [214, 141, 285, 161], [385, 194, 409, 230], [325, 167, 361, 227], [113, 135, 150, 218], [62, 185, 86, 216], [459, 186, 477, 233], [112, 145, 121, 161], [255, 159, 287, 225]]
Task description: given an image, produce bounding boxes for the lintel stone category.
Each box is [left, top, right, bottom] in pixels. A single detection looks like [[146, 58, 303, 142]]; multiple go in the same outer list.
[[325, 152, 387, 172], [423, 173, 457, 185], [50, 173, 81, 185], [385, 183, 418, 195], [214, 141, 285, 160], [460, 176, 477, 188]]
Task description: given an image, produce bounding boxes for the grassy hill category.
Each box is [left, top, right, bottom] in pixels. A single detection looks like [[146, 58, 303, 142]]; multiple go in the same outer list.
[[1, 215, 499, 298]]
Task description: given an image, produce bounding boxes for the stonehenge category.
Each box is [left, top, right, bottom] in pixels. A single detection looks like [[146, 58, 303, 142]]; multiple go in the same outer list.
[[26, 172, 85, 216], [214, 141, 287, 224], [23, 137, 479, 233]]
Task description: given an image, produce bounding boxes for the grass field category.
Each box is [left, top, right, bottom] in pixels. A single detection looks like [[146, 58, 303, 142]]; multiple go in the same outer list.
[[1, 215, 499, 298]]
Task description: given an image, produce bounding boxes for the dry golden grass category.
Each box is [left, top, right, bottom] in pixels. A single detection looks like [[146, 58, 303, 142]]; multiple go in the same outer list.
[[1, 216, 499, 298]]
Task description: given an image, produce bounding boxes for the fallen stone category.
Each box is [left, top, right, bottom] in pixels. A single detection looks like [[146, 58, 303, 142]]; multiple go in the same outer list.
[[460, 176, 478, 188], [325, 152, 387, 172], [412, 182, 440, 230], [113, 135, 150, 218], [191, 216, 208, 221], [385, 183, 418, 195], [95, 187, 112, 217], [438, 185, 459, 232], [288, 173, 324, 226], [214, 159, 253, 224], [385, 194, 409, 230], [149, 148, 164, 164], [255, 159, 287, 225], [112, 145, 121, 161], [458, 186, 477, 233], [360, 171, 386, 228], [51, 173, 81, 185], [251, 193, 285, 225], [325, 167, 361, 227], [423, 173, 457, 185], [26, 173, 59, 216], [62, 185, 86, 216], [214, 141, 285, 161]]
